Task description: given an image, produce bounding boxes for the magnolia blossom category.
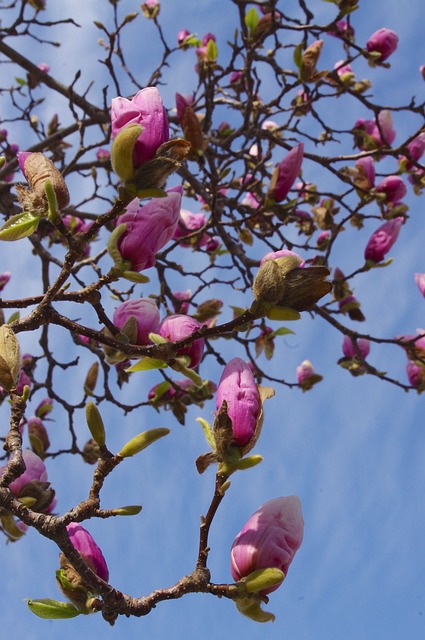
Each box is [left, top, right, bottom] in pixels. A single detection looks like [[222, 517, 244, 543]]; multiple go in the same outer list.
[[66, 523, 109, 582], [113, 298, 160, 346], [216, 357, 261, 447], [406, 360, 425, 388], [296, 360, 315, 385], [4, 449, 47, 497], [117, 186, 183, 271], [0, 272, 11, 293], [342, 335, 371, 359], [268, 143, 304, 202], [111, 87, 169, 167], [158, 314, 204, 367], [375, 176, 407, 203], [354, 110, 396, 149], [364, 217, 404, 262], [355, 156, 376, 189], [230, 496, 304, 595], [366, 28, 398, 62]]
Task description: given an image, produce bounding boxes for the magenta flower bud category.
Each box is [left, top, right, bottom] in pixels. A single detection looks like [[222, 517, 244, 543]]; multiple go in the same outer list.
[[230, 496, 304, 595], [406, 360, 425, 388], [328, 19, 355, 40], [113, 298, 160, 346], [268, 143, 304, 202], [175, 93, 194, 123], [172, 289, 192, 314], [15, 369, 32, 395], [415, 273, 425, 298], [400, 132, 425, 171], [66, 522, 109, 582], [37, 63, 50, 73], [364, 217, 404, 263], [355, 156, 375, 188], [342, 335, 371, 359], [117, 186, 183, 271], [96, 148, 110, 161], [316, 230, 330, 249], [366, 28, 398, 62], [5, 450, 48, 497], [334, 60, 353, 77], [354, 111, 396, 149], [111, 87, 169, 168], [202, 32, 216, 46], [0, 272, 11, 293], [215, 357, 261, 447], [375, 176, 407, 203], [158, 314, 204, 367], [17, 151, 32, 175], [177, 29, 191, 45]]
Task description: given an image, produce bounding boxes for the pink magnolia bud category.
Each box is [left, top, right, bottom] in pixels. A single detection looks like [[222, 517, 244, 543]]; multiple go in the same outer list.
[[158, 314, 204, 367], [260, 249, 304, 266], [216, 357, 261, 447], [111, 87, 169, 167], [400, 132, 425, 171], [173, 208, 208, 246], [96, 148, 110, 161], [5, 449, 47, 497], [177, 29, 191, 46], [354, 111, 396, 149], [172, 289, 192, 314], [342, 335, 371, 359], [366, 28, 398, 62], [355, 156, 375, 189], [415, 273, 425, 298], [364, 217, 404, 262], [117, 186, 183, 271], [328, 19, 355, 40], [406, 360, 425, 389], [113, 298, 160, 346], [0, 272, 11, 293], [268, 143, 304, 202], [296, 360, 315, 385], [375, 176, 407, 203], [35, 396, 53, 419], [66, 522, 109, 582], [230, 496, 304, 595]]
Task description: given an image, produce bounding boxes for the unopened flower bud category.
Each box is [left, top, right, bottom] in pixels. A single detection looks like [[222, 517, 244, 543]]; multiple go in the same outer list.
[[16, 152, 70, 214], [0, 324, 21, 391]]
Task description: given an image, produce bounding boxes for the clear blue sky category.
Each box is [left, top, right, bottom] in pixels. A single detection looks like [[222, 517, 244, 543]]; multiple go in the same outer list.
[[1, 1, 424, 639]]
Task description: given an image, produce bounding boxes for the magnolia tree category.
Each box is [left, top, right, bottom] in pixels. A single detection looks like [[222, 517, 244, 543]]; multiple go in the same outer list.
[[0, 0, 424, 629]]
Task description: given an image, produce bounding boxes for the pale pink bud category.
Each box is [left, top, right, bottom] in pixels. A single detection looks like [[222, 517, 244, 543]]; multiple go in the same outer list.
[[364, 217, 403, 262], [113, 298, 160, 346], [173, 208, 208, 246], [172, 290, 192, 314], [415, 273, 425, 298], [111, 87, 169, 167], [406, 360, 425, 388], [117, 186, 183, 271], [260, 249, 304, 266], [230, 496, 304, 595], [96, 148, 110, 161], [158, 314, 204, 367], [366, 28, 398, 62], [177, 29, 191, 45], [342, 335, 371, 359], [216, 357, 261, 447], [355, 156, 376, 188], [296, 360, 315, 385], [66, 522, 109, 582], [268, 143, 304, 202]]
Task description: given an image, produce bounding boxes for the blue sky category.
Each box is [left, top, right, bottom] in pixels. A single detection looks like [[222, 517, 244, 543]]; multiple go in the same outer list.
[[1, 0, 425, 638]]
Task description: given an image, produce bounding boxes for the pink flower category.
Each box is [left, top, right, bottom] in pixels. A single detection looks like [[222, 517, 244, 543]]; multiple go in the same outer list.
[[158, 314, 204, 367], [172, 289, 192, 314], [0, 272, 11, 293], [215, 357, 261, 447], [296, 360, 315, 385], [111, 87, 169, 167], [375, 176, 407, 203], [96, 148, 110, 161], [355, 156, 376, 188], [117, 186, 183, 271], [260, 249, 304, 266], [366, 28, 398, 62], [230, 496, 304, 595], [415, 273, 425, 298], [354, 111, 396, 149], [66, 523, 109, 582], [5, 450, 47, 497], [400, 132, 425, 171], [406, 360, 425, 388], [342, 335, 371, 359], [177, 29, 191, 45], [268, 143, 304, 202], [173, 208, 208, 246], [113, 298, 160, 346], [364, 217, 403, 262]]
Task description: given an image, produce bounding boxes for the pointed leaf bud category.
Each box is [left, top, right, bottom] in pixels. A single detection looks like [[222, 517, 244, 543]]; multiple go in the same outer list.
[[27, 599, 81, 619], [85, 402, 106, 448], [118, 427, 170, 458], [0, 324, 21, 391]]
